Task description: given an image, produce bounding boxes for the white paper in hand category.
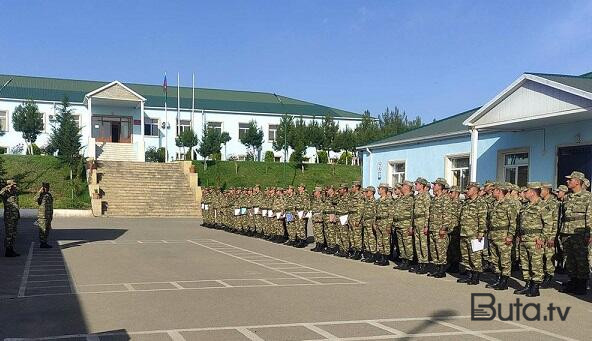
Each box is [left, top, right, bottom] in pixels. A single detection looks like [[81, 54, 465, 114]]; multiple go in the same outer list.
[[268, 210, 274, 218], [276, 212, 282, 219], [339, 215, 348, 225], [262, 209, 268, 216], [254, 207, 260, 214], [234, 208, 240, 216], [305, 211, 312, 219], [297, 211, 304, 219], [471, 238, 485, 252]]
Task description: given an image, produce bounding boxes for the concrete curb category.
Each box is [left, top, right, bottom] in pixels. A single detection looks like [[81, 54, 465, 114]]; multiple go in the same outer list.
[[0, 209, 93, 218]]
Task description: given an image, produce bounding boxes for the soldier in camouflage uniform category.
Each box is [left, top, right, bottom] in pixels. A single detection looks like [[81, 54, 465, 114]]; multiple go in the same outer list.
[[514, 182, 554, 297], [457, 182, 487, 285], [412, 177, 431, 274], [540, 183, 560, 287], [559, 171, 590, 295], [36, 182, 54, 248], [348, 181, 364, 260], [295, 184, 310, 248], [335, 184, 351, 257], [447, 185, 462, 273], [374, 183, 393, 266], [322, 187, 338, 254], [200, 187, 210, 227], [361, 186, 377, 263], [393, 181, 415, 270], [284, 186, 298, 245], [427, 178, 454, 278], [272, 188, 287, 243], [262, 188, 274, 239], [1, 179, 20, 257], [485, 183, 517, 290], [252, 185, 264, 237], [310, 186, 326, 252]]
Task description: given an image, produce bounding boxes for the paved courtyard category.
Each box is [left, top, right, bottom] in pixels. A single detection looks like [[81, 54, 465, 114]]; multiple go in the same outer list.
[[0, 218, 590, 340]]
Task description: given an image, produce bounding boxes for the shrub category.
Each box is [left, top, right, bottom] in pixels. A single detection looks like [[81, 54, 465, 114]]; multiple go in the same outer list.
[[10, 143, 24, 155], [264, 151, 275, 162], [317, 150, 328, 164], [338, 151, 352, 165], [26, 144, 42, 155], [145, 147, 165, 163], [211, 152, 221, 161]]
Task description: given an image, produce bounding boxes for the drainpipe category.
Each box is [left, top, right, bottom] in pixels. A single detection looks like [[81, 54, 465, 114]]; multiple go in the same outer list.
[[470, 127, 478, 182], [366, 147, 373, 187]]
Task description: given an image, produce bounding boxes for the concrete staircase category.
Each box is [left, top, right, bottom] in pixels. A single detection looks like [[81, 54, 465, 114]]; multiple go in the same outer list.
[[97, 161, 200, 217], [96, 142, 136, 161]]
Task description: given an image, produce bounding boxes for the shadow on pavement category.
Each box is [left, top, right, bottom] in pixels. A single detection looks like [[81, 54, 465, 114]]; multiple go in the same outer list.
[[399, 309, 459, 340]]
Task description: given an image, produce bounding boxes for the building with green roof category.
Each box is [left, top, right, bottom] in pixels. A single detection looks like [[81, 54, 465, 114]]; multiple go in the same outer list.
[[0, 74, 362, 161], [360, 71, 592, 189]]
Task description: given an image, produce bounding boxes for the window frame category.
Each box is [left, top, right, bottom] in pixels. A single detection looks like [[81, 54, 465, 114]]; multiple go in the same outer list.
[[238, 122, 250, 140], [268, 124, 279, 142], [497, 148, 530, 186], [144, 118, 160, 137], [388, 160, 406, 187], [446, 154, 470, 190], [0, 110, 8, 132], [207, 121, 223, 135], [177, 119, 191, 135]]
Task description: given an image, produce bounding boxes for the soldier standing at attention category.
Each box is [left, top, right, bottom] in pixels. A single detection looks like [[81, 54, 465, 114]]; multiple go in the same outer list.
[[540, 183, 560, 288], [295, 183, 310, 248], [201, 187, 210, 227], [284, 186, 298, 246], [457, 182, 487, 285], [559, 171, 591, 295], [361, 186, 377, 263], [322, 187, 338, 254], [335, 184, 351, 257], [374, 183, 393, 266], [348, 181, 364, 260], [393, 181, 415, 270], [1, 179, 20, 257], [514, 182, 554, 297], [485, 183, 517, 290], [252, 185, 263, 237], [37, 182, 54, 249], [412, 177, 431, 274], [427, 178, 453, 278], [447, 186, 462, 273], [310, 186, 326, 252]]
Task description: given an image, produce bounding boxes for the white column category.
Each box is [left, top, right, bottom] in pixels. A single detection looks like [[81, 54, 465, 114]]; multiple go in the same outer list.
[[139, 101, 145, 161], [87, 98, 95, 159], [470, 127, 478, 182]]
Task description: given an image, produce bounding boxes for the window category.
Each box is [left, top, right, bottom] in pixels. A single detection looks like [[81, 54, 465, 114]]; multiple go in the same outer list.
[[207, 121, 222, 134], [389, 161, 405, 186], [72, 114, 81, 128], [177, 120, 191, 135], [503, 152, 528, 186], [450, 156, 469, 189], [238, 123, 249, 139], [268, 124, 279, 141], [175, 152, 187, 160], [144, 118, 159, 136], [0, 110, 7, 131]]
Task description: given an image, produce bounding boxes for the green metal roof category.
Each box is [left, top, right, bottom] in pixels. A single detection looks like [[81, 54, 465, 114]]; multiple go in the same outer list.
[[527, 72, 592, 93], [0, 74, 362, 119], [361, 107, 479, 149]]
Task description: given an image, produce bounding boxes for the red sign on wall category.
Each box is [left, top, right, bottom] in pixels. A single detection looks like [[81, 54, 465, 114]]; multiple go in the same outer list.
[[133, 120, 141, 125]]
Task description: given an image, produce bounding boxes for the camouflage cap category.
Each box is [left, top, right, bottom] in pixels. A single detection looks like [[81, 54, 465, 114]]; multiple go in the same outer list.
[[527, 182, 542, 189], [298, 183, 306, 188], [254, 184, 260, 188], [394, 183, 402, 189], [541, 183, 553, 189], [352, 180, 361, 186], [415, 177, 429, 186], [449, 185, 460, 193], [565, 171, 586, 181], [365, 186, 376, 192], [402, 180, 414, 188], [466, 182, 480, 190], [314, 186, 323, 192], [432, 177, 448, 187], [520, 186, 527, 192], [378, 182, 389, 189], [6, 179, 16, 185], [484, 180, 495, 187], [585, 179, 590, 188], [556, 185, 569, 192], [340, 183, 349, 189]]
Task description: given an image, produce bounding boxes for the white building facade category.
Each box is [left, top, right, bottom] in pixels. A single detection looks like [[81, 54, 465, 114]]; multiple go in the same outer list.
[[0, 74, 363, 162]]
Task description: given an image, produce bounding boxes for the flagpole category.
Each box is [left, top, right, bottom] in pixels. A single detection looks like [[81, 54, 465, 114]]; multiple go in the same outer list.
[[191, 72, 195, 160], [164, 72, 168, 163], [177, 72, 180, 142]]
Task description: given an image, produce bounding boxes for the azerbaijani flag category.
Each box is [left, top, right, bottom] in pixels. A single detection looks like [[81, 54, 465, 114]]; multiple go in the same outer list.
[[163, 73, 168, 102]]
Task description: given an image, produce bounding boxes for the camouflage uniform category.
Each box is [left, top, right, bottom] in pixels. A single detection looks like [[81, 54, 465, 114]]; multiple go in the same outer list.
[[541, 191, 559, 277], [285, 191, 298, 242], [413, 186, 431, 266], [488, 195, 517, 279], [348, 188, 365, 257], [375, 186, 394, 265], [272, 193, 285, 239], [1, 182, 20, 251], [322, 192, 338, 251], [560, 172, 591, 294], [393, 190, 414, 263], [335, 187, 351, 256], [252, 189, 264, 235], [37, 190, 54, 244], [428, 187, 454, 267], [361, 187, 377, 261], [295, 188, 310, 243], [310, 190, 326, 250], [448, 190, 462, 269], [458, 185, 487, 284]]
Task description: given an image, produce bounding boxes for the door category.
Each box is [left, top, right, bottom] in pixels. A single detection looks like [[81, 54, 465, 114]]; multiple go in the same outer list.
[[557, 145, 592, 187], [111, 123, 121, 143]]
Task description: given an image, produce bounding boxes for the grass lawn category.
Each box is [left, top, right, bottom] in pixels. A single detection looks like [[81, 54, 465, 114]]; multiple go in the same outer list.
[[1, 155, 90, 209], [194, 160, 362, 189]]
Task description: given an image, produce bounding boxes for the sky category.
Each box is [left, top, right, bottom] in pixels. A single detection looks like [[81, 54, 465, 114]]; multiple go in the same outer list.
[[1, 0, 591, 122]]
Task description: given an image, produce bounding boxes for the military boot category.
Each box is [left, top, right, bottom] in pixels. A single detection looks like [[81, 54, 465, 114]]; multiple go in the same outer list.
[[514, 280, 532, 295], [362, 252, 375, 263], [486, 275, 502, 289], [373, 253, 382, 264], [379, 254, 389, 266], [572, 279, 589, 295], [457, 271, 472, 283], [559, 279, 576, 293], [526, 282, 541, 297], [5, 247, 20, 257], [40, 242, 53, 249], [433, 265, 447, 278], [540, 273, 554, 288], [416, 263, 428, 274], [467, 271, 480, 285], [396, 259, 409, 270], [351, 251, 362, 260], [295, 240, 306, 248], [494, 276, 509, 290]]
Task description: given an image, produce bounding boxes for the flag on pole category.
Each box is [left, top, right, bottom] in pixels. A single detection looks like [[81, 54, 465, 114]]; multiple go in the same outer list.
[[163, 73, 168, 102]]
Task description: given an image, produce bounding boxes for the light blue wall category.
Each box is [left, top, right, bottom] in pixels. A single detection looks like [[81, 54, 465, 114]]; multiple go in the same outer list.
[[362, 119, 592, 188]]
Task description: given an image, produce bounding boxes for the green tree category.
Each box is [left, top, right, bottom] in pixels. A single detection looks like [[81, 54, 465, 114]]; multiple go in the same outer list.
[[48, 97, 82, 173], [145, 147, 165, 162], [239, 120, 264, 161], [272, 114, 294, 162], [321, 114, 339, 163], [354, 110, 380, 146], [289, 116, 309, 168], [307, 118, 324, 163], [12, 99, 44, 155], [334, 127, 357, 165], [198, 126, 231, 169], [175, 128, 199, 160]]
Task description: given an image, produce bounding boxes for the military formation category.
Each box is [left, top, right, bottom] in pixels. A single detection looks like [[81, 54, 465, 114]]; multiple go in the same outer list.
[[1, 180, 54, 257], [201, 170, 591, 298]]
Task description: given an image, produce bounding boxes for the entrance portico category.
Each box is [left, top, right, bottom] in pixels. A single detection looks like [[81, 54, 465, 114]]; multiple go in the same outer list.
[[84, 81, 146, 161]]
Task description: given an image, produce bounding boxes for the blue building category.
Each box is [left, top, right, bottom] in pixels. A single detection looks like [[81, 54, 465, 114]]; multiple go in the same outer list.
[[360, 71, 592, 189]]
